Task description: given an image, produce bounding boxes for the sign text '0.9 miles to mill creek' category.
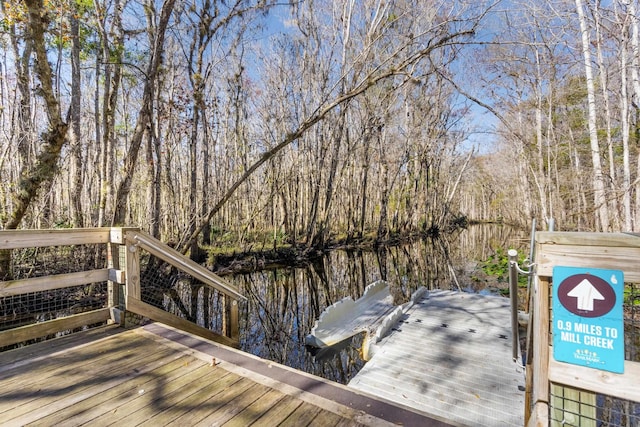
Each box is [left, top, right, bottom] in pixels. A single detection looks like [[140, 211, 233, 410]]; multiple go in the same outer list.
[[552, 266, 625, 374]]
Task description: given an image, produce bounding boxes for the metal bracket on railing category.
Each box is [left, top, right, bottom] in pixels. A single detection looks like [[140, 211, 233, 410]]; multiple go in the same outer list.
[[510, 259, 536, 276]]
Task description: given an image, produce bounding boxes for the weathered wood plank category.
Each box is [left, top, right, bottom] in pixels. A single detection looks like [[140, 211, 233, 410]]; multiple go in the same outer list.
[[135, 370, 240, 426], [0, 328, 143, 387], [138, 323, 447, 427], [2, 344, 178, 425], [278, 402, 323, 427], [165, 377, 257, 426], [87, 356, 223, 425], [192, 382, 270, 426], [536, 231, 640, 248], [25, 353, 204, 426], [1, 323, 447, 427], [126, 297, 237, 347], [0, 324, 121, 368], [2, 333, 170, 392], [532, 277, 550, 407], [308, 410, 360, 427], [221, 389, 285, 427], [125, 238, 141, 300], [549, 355, 640, 402], [535, 232, 640, 282], [0, 269, 109, 297], [249, 395, 303, 427], [0, 308, 111, 349], [527, 402, 550, 427], [0, 228, 111, 249]]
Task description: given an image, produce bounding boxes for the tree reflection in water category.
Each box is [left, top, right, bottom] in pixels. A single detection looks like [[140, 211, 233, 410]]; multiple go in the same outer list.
[[228, 224, 525, 384]]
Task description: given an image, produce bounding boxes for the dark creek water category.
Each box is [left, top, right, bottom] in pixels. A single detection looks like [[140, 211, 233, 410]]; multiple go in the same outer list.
[[226, 224, 527, 384]]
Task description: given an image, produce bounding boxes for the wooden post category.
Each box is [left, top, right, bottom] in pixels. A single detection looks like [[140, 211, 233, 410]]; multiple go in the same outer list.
[[124, 234, 141, 301], [223, 295, 239, 342], [529, 275, 550, 426], [107, 241, 120, 309], [122, 231, 141, 328]]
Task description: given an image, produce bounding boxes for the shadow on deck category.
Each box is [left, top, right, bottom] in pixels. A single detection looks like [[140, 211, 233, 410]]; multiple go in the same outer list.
[[0, 323, 454, 427]]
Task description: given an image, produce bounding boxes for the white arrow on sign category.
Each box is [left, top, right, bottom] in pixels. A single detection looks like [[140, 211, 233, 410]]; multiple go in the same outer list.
[[567, 279, 605, 311]]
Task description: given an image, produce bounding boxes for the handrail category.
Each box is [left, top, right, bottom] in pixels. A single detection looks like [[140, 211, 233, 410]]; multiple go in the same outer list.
[[507, 249, 520, 361], [125, 230, 246, 302], [0, 227, 244, 349], [0, 228, 111, 249]]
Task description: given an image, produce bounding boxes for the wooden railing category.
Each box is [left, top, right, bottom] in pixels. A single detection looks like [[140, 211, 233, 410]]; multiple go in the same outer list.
[[0, 227, 245, 349], [526, 232, 640, 426]]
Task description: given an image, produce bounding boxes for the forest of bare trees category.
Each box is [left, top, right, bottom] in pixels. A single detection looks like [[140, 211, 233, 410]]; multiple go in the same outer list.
[[1, 0, 640, 257]]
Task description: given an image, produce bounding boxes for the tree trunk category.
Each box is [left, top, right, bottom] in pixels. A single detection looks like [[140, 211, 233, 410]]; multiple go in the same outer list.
[[111, 0, 177, 226], [70, 8, 83, 227], [4, 0, 69, 230], [96, 0, 124, 227], [575, 0, 610, 232], [629, 0, 640, 232]]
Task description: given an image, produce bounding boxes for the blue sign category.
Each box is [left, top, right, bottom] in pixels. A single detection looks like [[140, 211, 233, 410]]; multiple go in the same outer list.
[[553, 266, 624, 373]]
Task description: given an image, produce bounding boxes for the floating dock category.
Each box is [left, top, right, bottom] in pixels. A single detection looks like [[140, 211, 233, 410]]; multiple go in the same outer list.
[[348, 290, 526, 426]]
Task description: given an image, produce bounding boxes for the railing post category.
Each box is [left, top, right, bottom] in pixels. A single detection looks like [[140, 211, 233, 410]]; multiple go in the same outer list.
[[125, 233, 141, 301], [107, 232, 121, 310], [530, 275, 550, 426], [508, 249, 520, 361], [223, 296, 239, 341]]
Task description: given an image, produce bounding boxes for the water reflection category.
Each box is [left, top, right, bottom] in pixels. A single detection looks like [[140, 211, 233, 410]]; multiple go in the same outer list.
[[229, 224, 526, 384]]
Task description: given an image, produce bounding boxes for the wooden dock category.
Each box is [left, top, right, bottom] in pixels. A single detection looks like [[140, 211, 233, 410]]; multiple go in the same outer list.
[[348, 290, 526, 426], [0, 322, 453, 427]]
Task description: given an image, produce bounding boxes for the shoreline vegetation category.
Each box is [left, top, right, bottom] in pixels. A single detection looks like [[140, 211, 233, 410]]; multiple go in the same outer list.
[[206, 218, 511, 275]]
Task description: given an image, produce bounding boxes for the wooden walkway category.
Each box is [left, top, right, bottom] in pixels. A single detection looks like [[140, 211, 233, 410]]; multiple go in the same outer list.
[[348, 290, 526, 426], [0, 322, 453, 427]]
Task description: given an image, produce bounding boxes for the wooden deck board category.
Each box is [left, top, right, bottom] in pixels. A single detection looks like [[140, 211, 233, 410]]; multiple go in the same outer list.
[[136, 370, 241, 426], [191, 382, 271, 426], [278, 402, 323, 427], [114, 369, 237, 425], [24, 353, 203, 426], [0, 327, 136, 388], [87, 360, 224, 425], [218, 388, 286, 427], [163, 377, 256, 426], [248, 395, 304, 426], [0, 323, 450, 426], [349, 290, 526, 427], [5, 345, 180, 424]]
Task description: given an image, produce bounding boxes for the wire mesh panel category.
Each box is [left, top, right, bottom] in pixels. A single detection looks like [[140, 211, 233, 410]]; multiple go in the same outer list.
[[0, 283, 108, 329], [2, 244, 106, 280], [0, 244, 109, 349], [138, 251, 227, 336], [550, 383, 640, 426], [625, 283, 640, 363]]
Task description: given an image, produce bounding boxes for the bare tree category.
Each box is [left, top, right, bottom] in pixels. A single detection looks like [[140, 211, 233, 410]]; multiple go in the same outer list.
[[179, 0, 490, 253], [575, 0, 610, 231], [111, 0, 177, 226]]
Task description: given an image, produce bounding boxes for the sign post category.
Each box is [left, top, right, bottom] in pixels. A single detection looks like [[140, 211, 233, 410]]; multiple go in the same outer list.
[[553, 266, 624, 373]]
